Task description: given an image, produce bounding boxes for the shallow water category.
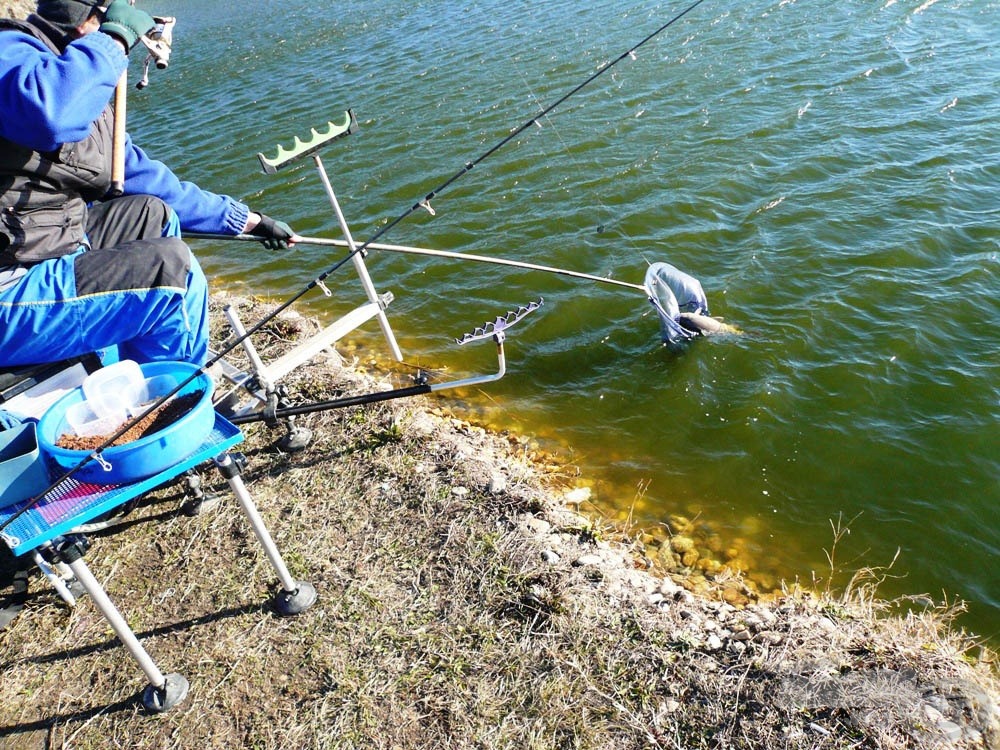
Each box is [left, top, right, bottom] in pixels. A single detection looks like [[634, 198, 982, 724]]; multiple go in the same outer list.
[[136, 0, 999, 638]]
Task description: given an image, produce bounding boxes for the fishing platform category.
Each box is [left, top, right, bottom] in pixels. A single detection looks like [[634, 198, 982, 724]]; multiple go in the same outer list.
[[0, 112, 543, 713]]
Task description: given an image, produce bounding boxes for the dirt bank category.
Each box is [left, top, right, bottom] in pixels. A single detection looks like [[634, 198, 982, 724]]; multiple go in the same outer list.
[[0, 294, 997, 749]]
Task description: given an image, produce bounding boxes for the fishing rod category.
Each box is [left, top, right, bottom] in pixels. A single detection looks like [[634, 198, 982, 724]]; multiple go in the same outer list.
[[234, 0, 707, 337], [2, 1, 710, 535], [191, 233, 648, 294]]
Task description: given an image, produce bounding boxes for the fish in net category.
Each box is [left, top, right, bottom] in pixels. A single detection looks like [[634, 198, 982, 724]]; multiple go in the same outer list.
[[644, 262, 739, 344]]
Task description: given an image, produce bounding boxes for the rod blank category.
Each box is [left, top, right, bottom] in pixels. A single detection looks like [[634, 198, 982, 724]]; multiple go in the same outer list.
[[189, 233, 648, 294]]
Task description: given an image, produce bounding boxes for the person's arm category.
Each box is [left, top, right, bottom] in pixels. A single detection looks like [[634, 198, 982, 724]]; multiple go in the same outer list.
[[122, 137, 299, 246], [0, 30, 125, 151], [121, 136, 250, 235]]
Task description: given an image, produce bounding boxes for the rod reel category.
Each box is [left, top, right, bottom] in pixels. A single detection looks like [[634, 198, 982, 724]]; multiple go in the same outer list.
[[136, 16, 176, 90]]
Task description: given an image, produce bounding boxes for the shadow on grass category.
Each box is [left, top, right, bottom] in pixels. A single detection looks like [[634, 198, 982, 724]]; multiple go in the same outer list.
[[0, 600, 268, 673], [0, 547, 29, 629], [0, 696, 139, 739]]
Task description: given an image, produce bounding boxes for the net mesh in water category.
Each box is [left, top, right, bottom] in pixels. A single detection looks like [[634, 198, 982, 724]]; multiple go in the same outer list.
[[643, 262, 709, 344]]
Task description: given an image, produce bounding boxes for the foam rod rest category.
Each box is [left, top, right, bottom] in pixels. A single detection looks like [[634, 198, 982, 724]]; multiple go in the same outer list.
[[257, 110, 358, 174]]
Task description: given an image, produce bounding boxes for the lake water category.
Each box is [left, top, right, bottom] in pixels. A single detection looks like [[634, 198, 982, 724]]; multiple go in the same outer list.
[[135, 0, 998, 640]]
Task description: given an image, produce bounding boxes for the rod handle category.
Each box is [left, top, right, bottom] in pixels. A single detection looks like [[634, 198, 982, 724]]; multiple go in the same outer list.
[[109, 72, 128, 197]]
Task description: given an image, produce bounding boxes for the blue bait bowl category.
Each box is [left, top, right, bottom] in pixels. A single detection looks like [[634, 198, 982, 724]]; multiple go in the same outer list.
[[37, 361, 214, 485]]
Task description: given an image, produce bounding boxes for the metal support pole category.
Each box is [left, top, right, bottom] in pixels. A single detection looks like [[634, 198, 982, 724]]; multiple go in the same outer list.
[[67, 556, 168, 688], [313, 154, 404, 362], [65, 553, 191, 711]]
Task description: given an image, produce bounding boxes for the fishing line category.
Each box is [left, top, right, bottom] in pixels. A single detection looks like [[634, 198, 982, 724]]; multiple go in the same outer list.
[[357, 0, 707, 256], [3, 0, 709, 533], [511, 65, 653, 270], [508, 7, 667, 254]]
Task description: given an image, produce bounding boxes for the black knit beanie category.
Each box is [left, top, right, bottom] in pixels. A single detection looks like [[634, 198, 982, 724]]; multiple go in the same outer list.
[[35, 0, 103, 30]]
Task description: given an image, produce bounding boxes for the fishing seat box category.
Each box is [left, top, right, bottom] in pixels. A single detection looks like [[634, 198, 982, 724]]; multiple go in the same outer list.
[[0, 421, 50, 509]]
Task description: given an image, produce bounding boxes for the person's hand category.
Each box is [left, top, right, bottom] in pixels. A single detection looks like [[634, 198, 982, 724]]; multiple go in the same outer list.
[[100, 0, 155, 53], [249, 213, 298, 251]]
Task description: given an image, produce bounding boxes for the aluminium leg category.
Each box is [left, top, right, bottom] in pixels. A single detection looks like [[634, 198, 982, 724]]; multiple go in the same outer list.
[[313, 153, 403, 361], [213, 454, 316, 615], [53, 537, 188, 713]]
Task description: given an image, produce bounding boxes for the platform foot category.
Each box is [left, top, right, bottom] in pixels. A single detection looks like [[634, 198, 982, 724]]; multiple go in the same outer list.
[[142, 672, 189, 713], [181, 492, 223, 517], [278, 425, 313, 452], [273, 581, 317, 616]]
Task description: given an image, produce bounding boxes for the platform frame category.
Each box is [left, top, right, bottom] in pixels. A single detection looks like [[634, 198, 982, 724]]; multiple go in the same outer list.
[[0, 413, 316, 713]]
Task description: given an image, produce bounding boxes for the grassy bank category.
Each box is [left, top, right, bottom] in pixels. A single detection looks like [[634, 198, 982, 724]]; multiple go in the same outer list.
[[1, 294, 997, 749]]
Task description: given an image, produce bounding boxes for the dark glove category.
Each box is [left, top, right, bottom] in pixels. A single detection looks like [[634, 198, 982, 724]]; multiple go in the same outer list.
[[250, 214, 296, 251], [100, 0, 155, 53]]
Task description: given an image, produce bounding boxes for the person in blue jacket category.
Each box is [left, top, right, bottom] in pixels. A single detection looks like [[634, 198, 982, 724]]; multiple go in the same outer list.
[[0, 0, 298, 368]]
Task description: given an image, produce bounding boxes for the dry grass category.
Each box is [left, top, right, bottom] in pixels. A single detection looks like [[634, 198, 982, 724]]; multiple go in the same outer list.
[[2, 1, 34, 20], [1, 294, 997, 749]]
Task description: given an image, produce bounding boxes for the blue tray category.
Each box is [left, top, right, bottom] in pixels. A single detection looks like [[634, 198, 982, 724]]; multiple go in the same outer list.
[[0, 413, 242, 557], [37, 361, 216, 485]]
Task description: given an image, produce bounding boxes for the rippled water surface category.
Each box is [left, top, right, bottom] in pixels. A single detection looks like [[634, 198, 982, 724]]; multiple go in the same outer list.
[[136, 0, 999, 638]]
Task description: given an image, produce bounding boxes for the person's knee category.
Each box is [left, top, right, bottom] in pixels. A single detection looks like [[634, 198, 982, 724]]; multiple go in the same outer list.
[[139, 196, 172, 234], [150, 238, 192, 288], [85, 195, 174, 248], [74, 238, 192, 296]]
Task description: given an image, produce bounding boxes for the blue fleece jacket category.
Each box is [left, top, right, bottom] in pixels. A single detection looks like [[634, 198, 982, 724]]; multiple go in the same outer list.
[[0, 25, 249, 235]]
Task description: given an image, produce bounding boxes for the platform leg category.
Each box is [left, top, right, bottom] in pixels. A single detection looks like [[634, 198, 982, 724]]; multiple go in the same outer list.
[[32, 550, 78, 607], [214, 454, 316, 615], [64, 554, 189, 712]]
